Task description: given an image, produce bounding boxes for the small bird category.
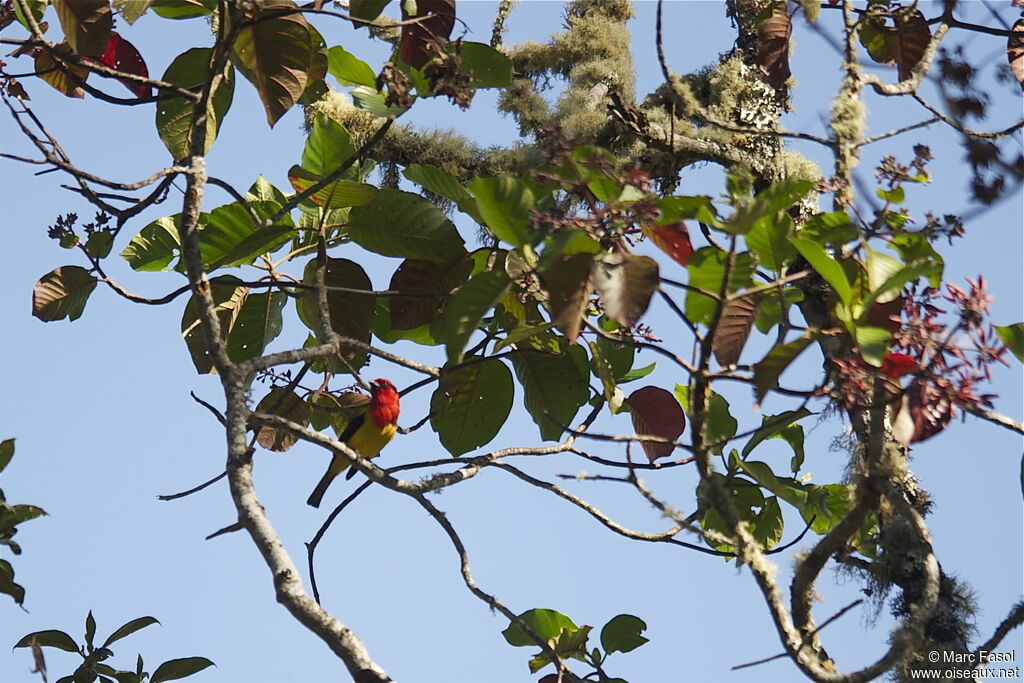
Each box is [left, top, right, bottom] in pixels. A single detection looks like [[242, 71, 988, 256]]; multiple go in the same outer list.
[[306, 378, 400, 508]]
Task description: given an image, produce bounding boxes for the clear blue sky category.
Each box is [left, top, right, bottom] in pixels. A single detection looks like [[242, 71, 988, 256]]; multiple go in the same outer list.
[[2, 3, 1021, 682]]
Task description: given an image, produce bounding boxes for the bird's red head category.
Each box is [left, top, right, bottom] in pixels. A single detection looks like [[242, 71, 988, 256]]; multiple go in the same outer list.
[[368, 379, 400, 427]]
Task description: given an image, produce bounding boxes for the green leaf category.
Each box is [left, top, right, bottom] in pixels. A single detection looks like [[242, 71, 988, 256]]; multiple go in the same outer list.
[[349, 0, 391, 21], [156, 47, 235, 160], [287, 165, 378, 208], [225, 291, 286, 363], [181, 277, 246, 374], [122, 215, 183, 270], [430, 359, 514, 457], [327, 45, 376, 87], [741, 408, 811, 460], [196, 203, 291, 270], [726, 179, 815, 235], [0, 559, 25, 606], [229, 0, 312, 126], [54, 0, 112, 57], [113, 0, 152, 24], [854, 326, 890, 367], [995, 323, 1024, 363], [752, 332, 815, 404], [0, 439, 13, 474], [512, 351, 589, 441], [150, 0, 217, 20], [788, 237, 852, 306], [102, 617, 160, 648], [86, 232, 114, 260], [302, 114, 357, 177], [888, 233, 943, 287], [592, 253, 659, 328], [402, 164, 472, 204], [296, 258, 375, 369], [13, 0, 46, 28], [32, 266, 97, 322], [752, 496, 784, 550], [657, 195, 722, 228], [15, 629, 80, 653], [800, 483, 853, 534], [799, 211, 858, 247], [85, 612, 96, 649], [876, 185, 905, 204], [149, 657, 215, 683], [861, 260, 941, 314], [620, 362, 655, 382], [502, 609, 579, 647], [600, 614, 648, 655], [684, 248, 756, 325], [350, 85, 410, 117], [468, 177, 536, 248], [434, 269, 509, 361], [745, 214, 796, 271], [865, 248, 903, 300], [755, 287, 803, 334], [733, 458, 808, 510], [458, 42, 512, 88], [348, 189, 465, 263], [673, 385, 735, 455]]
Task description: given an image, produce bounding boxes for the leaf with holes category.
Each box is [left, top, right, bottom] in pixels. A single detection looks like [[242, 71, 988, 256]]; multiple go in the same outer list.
[[757, 11, 792, 87], [399, 0, 455, 69], [225, 291, 286, 363], [181, 277, 246, 374], [254, 388, 312, 452], [626, 386, 685, 462], [1009, 19, 1024, 89], [32, 266, 97, 322], [512, 350, 590, 442], [592, 253, 659, 329], [156, 47, 235, 160], [229, 0, 312, 126], [430, 359, 513, 456], [54, 0, 112, 57], [712, 292, 762, 367]]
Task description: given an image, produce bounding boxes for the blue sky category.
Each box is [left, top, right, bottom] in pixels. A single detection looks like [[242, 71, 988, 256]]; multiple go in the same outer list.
[[1, 2, 1021, 682]]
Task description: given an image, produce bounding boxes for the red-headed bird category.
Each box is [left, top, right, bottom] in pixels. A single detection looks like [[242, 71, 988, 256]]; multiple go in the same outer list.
[[306, 378, 400, 508]]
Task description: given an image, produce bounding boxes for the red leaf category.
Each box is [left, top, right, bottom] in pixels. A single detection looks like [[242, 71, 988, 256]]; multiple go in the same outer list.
[[1009, 19, 1024, 90], [94, 31, 151, 98], [893, 9, 929, 81], [881, 352, 917, 379], [626, 386, 685, 462], [757, 12, 792, 87], [644, 221, 693, 267], [399, 0, 456, 69]]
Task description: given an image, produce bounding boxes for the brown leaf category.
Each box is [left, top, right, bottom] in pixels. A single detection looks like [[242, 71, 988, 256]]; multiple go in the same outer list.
[[542, 252, 593, 344], [626, 386, 686, 462], [893, 8, 929, 81], [712, 292, 762, 367], [643, 221, 693, 267], [254, 388, 312, 452], [399, 0, 455, 69], [1009, 18, 1024, 90], [757, 12, 792, 87], [35, 44, 88, 98], [54, 0, 112, 57], [591, 253, 659, 328], [866, 295, 904, 335], [388, 252, 472, 330]]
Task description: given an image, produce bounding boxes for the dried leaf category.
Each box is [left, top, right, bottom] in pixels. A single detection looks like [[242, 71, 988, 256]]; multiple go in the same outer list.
[[591, 253, 659, 328], [712, 292, 762, 367], [626, 386, 685, 462], [543, 253, 593, 344], [757, 12, 792, 87], [399, 0, 455, 69], [894, 8, 929, 81]]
